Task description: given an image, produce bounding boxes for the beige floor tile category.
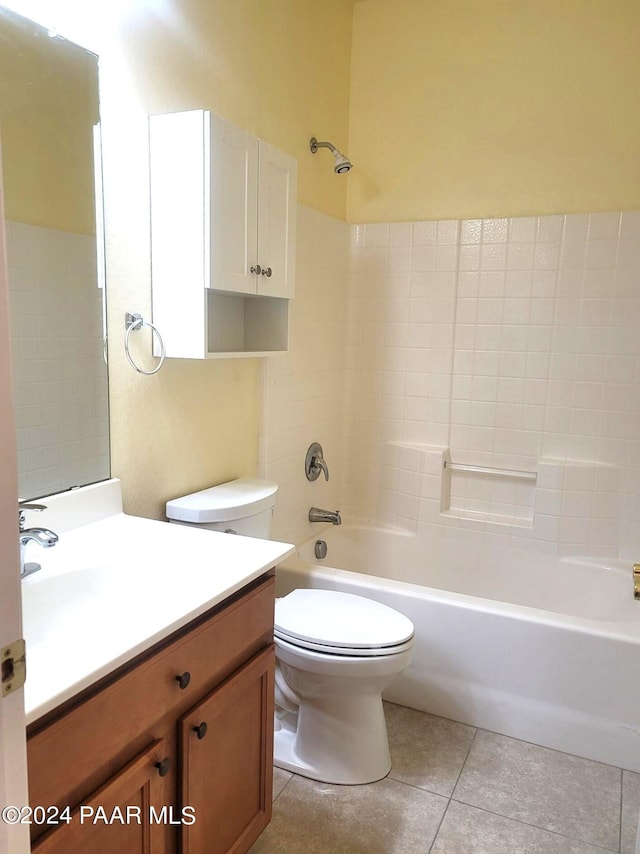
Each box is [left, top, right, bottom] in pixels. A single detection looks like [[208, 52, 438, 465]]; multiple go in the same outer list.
[[249, 773, 447, 854], [622, 770, 640, 854], [453, 730, 621, 850], [385, 701, 476, 797], [273, 766, 293, 800], [431, 800, 614, 854]]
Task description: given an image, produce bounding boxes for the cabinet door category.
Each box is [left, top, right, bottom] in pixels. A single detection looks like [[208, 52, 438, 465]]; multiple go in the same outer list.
[[257, 142, 296, 299], [209, 114, 259, 295], [32, 739, 170, 854], [179, 645, 274, 854], [150, 109, 209, 358]]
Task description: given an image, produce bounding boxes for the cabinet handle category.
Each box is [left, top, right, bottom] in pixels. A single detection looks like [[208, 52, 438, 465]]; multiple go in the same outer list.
[[193, 722, 208, 740], [261, 267, 272, 278], [175, 672, 191, 690], [250, 264, 262, 275], [155, 757, 171, 777]]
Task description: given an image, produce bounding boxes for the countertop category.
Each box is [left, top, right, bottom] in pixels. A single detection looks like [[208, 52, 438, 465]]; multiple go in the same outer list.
[[21, 512, 294, 725]]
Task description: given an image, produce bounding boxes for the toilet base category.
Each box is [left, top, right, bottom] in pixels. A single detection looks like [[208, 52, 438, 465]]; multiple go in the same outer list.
[[273, 692, 392, 785]]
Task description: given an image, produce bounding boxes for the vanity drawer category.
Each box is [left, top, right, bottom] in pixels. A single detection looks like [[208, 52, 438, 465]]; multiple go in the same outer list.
[[27, 573, 275, 816]]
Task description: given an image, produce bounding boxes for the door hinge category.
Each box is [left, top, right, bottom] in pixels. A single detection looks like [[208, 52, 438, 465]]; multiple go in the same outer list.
[[1, 639, 26, 697]]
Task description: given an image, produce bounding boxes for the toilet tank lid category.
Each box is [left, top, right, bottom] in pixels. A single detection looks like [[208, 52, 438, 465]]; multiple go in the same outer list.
[[165, 478, 278, 523]]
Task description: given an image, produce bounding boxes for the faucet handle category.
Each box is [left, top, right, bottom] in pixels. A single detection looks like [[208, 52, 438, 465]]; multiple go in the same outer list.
[[18, 503, 47, 531], [305, 442, 329, 482]]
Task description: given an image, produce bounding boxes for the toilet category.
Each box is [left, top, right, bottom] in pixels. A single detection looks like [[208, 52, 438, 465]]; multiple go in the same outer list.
[[274, 588, 414, 785], [166, 478, 415, 786]]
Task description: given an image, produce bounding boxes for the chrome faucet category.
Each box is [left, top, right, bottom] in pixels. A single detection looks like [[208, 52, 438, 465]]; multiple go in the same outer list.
[[18, 503, 58, 578], [309, 507, 342, 526], [305, 442, 330, 482]]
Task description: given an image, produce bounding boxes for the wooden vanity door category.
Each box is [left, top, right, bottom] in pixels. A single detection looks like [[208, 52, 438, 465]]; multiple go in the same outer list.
[[32, 739, 169, 854], [179, 645, 275, 854]]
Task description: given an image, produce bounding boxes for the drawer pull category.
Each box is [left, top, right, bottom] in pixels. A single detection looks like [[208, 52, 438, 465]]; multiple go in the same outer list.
[[155, 757, 171, 777], [176, 671, 191, 690], [193, 722, 208, 740]]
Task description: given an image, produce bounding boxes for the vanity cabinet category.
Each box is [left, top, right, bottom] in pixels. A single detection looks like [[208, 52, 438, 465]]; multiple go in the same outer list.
[[27, 572, 275, 854], [149, 109, 297, 358]]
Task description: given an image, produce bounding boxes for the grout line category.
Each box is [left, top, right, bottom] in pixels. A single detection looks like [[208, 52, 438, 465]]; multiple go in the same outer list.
[[272, 769, 296, 803], [469, 721, 627, 772], [444, 219, 463, 455], [450, 725, 478, 799], [448, 797, 618, 853], [619, 767, 623, 854], [427, 798, 452, 854]]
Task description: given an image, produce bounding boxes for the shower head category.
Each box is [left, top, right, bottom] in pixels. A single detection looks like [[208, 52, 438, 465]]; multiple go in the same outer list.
[[310, 137, 353, 174]]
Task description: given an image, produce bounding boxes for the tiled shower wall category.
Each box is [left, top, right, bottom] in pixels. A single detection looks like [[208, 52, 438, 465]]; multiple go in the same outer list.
[[258, 208, 640, 559], [258, 206, 351, 545], [343, 212, 640, 560], [7, 221, 109, 499]]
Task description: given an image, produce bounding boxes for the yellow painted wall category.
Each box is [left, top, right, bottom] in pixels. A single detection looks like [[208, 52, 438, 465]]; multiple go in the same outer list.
[[115, 0, 354, 222], [0, 9, 98, 234], [348, 0, 640, 222], [87, 0, 354, 518]]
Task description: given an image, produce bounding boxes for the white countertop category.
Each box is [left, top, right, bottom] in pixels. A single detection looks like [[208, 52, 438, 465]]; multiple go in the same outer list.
[[21, 511, 294, 725]]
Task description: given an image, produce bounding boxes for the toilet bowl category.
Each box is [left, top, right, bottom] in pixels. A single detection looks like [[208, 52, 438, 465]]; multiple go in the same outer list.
[[274, 588, 414, 785]]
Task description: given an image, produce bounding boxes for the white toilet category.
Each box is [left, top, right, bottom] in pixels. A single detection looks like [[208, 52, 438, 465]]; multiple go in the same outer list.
[[274, 588, 414, 785], [166, 478, 415, 786]]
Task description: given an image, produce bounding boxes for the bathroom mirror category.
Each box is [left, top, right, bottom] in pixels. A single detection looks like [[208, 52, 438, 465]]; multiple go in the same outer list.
[[1, 6, 109, 500]]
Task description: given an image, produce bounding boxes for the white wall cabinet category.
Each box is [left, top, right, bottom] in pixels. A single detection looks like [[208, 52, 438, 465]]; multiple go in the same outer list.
[[149, 109, 297, 358]]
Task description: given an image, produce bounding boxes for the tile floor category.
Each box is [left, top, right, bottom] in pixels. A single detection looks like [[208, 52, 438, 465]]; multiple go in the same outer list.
[[250, 702, 640, 853]]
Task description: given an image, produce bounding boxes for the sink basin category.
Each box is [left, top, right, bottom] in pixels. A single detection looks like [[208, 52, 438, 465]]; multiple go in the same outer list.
[[22, 565, 141, 647]]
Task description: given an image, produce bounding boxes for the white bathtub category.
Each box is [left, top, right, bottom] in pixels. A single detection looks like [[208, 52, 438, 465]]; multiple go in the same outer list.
[[276, 523, 640, 772]]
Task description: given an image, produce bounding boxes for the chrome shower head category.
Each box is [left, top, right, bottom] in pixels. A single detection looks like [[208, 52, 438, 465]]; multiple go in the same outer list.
[[310, 137, 353, 174]]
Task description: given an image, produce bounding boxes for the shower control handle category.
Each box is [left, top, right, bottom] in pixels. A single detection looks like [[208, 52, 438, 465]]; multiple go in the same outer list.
[[305, 442, 329, 482], [261, 267, 272, 278], [250, 264, 262, 275]]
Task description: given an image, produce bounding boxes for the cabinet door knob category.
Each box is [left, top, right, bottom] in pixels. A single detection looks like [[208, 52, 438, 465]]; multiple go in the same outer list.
[[193, 722, 208, 740], [176, 672, 191, 690], [250, 264, 262, 275], [155, 757, 171, 777], [261, 266, 272, 278]]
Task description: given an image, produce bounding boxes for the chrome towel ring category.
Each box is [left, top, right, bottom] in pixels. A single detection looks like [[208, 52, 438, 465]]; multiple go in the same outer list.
[[124, 312, 166, 375]]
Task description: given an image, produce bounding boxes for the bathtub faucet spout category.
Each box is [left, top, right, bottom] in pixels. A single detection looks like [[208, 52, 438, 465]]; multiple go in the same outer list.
[[309, 507, 342, 526]]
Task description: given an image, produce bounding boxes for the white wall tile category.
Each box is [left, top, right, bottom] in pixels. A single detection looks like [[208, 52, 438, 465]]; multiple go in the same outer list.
[[261, 207, 640, 562]]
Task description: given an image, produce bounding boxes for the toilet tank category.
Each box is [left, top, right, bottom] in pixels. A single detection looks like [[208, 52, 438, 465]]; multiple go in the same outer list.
[[165, 478, 278, 539]]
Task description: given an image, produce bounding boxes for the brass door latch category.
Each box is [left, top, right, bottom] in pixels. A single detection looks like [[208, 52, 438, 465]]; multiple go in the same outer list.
[[634, 565, 640, 600], [1, 639, 26, 697]]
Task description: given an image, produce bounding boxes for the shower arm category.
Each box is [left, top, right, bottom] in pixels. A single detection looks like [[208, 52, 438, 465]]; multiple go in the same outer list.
[[310, 138, 337, 155]]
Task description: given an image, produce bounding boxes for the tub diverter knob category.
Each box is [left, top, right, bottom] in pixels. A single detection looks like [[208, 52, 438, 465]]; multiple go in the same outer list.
[[315, 540, 328, 560]]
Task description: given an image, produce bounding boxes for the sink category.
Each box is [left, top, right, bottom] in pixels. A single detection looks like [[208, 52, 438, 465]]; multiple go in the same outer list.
[[22, 564, 142, 647]]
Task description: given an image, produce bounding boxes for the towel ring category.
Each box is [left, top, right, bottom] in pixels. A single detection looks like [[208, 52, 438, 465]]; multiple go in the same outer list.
[[124, 312, 166, 375]]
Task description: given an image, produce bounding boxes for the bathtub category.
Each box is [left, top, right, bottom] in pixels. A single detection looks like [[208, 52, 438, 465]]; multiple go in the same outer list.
[[276, 523, 640, 772]]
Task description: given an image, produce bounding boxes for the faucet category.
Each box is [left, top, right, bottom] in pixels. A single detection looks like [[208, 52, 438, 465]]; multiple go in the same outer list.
[[305, 442, 330, 482], [18, 503, 58, 578], [309, 507, 342, 526]]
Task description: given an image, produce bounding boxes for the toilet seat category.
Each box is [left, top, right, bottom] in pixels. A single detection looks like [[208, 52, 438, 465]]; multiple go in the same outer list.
[[274, 589, 414, 657]]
